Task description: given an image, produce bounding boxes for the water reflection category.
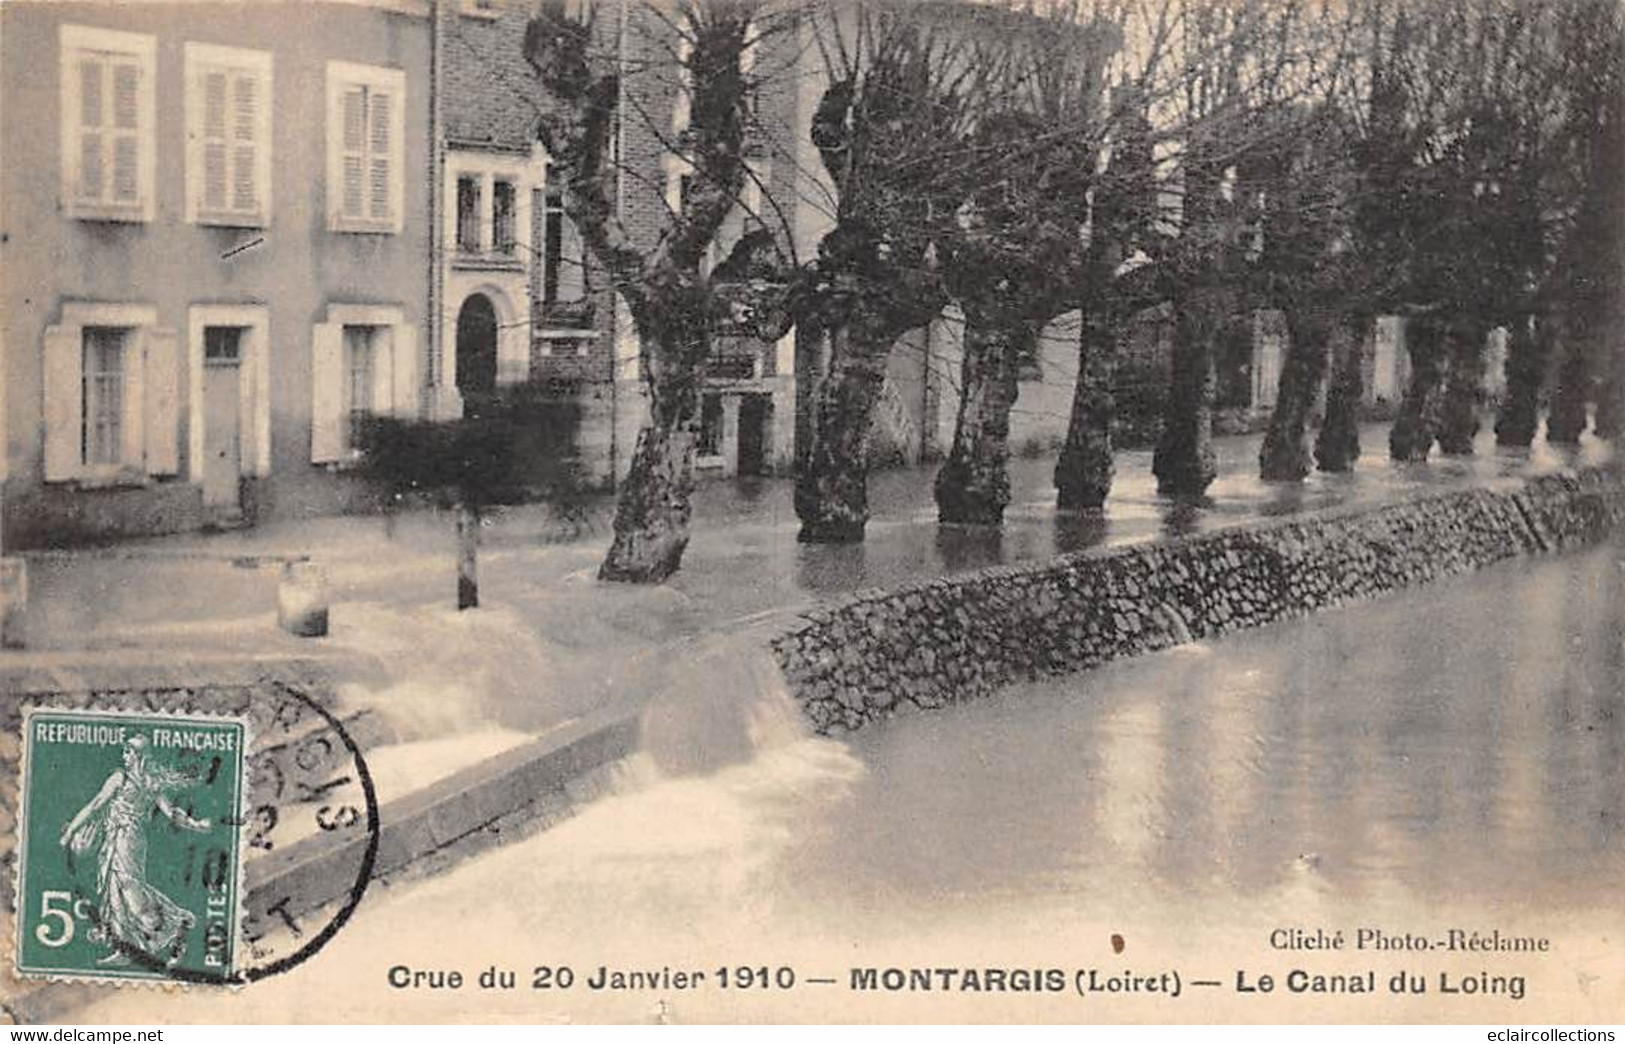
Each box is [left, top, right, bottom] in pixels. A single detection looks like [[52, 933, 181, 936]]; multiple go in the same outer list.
[[933, 524, 1005, 573], [1053, 509, 1110, 554], [1159, 496, 1210, 538], [807, 539, 1625, 911], [792, 540, 868, 594]]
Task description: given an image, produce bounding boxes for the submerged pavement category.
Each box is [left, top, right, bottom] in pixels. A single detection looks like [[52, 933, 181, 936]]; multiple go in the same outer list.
[[70, 532, 1625, 1023], [10, 423, 1613, 733]]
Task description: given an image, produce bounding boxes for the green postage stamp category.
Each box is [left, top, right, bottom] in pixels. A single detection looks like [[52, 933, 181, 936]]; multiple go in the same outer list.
[[13, 706, 249, 984]]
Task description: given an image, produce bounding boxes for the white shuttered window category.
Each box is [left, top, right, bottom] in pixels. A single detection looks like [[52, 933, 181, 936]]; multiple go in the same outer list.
[[185, 43, 273, 227], [326, 62, 406, 234], [310, 305, 420, 464], [42, 304, 177, 484], [60, 25, 155, 222]]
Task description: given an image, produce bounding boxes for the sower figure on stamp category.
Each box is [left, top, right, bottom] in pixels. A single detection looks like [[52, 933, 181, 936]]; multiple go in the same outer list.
[[58, 734, 213, 967]]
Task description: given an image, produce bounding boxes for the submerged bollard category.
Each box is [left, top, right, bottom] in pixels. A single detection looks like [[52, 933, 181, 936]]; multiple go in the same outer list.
[[277, 559, 329, 637], [0, 557, 26, 649]]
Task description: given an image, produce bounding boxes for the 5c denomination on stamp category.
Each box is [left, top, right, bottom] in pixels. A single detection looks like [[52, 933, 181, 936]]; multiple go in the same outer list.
[[13, 706, 249, 984]]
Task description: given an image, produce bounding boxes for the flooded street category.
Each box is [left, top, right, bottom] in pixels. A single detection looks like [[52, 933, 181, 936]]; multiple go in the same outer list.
[[76, 538, 1624, 1023]]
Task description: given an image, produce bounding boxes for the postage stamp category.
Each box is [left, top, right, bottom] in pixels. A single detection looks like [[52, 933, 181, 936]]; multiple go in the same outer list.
[[12, 706, 250, 984]]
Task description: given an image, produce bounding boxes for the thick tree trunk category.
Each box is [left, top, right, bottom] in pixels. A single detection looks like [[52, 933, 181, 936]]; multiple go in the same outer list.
[[935, 317, 1027, 525], [1494, 318, 1544, 447], [456, 502, 479, 610], [795, 319, 894, 543], [1315, 320, 1364, 472], [1259, 307, 1330, 481], [599, 339, 702, 582], [1546, 317, 1591, 445], [1389, 315, 1447, 461], [1437, 321, 1486, 456], [1153, 294, 1219, 496], [1055, 306, 1116, 511]]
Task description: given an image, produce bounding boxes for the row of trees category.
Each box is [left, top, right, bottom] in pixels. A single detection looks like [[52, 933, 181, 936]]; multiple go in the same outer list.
[[518, 0, 1623, 585]]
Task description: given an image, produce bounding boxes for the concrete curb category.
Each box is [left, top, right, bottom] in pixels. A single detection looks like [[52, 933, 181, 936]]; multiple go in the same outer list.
[[244, 701, 641, 927]]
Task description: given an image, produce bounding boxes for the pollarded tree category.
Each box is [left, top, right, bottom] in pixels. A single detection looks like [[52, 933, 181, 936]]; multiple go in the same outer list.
[[1148, 0, 1270, 497], [1538, 0, 1624, 444], [524, 0, 793, 582], [1360, 0, 1561, 460], [933, 6, 1120, 525], [792, 1, 998, 542], [1253, 114, 1359, 481], [1054, 76, 1161, 511]]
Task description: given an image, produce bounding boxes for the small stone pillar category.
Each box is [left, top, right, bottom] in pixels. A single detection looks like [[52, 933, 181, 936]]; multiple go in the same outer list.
[[719, 396, 742, 477], [277, 560, 329, 638], [0, 557, 26, 649]]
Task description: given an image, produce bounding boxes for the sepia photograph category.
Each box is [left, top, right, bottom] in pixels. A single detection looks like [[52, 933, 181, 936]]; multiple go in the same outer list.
[[0, 0, 1621, 1027]]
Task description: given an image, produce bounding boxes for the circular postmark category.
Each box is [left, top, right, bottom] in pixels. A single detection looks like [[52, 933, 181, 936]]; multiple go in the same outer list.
[[218, 684, 382, 985]]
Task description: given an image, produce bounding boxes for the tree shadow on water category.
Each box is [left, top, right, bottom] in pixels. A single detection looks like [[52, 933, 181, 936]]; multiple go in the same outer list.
[[1054, 510, 1110, 555], [1159, 496, 1212, 540], [934, 524, 1006, 575]]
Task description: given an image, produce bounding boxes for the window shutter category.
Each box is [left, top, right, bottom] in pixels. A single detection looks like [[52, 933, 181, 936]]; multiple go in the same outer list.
[[42, 325, 84, 482], [78, 58, 105, 201], [391, 323, 420, 417], [111, 61, 141, 203], [342, 87, 366, 218], [203, 69, 229, 211], [367, 89, 392, 221], [120, 327, 146, 470], [232, 73, 257, 212], [143, 326, 180, 476], [310, 323, 346, 463]]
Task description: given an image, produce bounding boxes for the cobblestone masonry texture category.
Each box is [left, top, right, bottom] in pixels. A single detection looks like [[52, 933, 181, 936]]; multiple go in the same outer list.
[[771, 467, 1625, 734]]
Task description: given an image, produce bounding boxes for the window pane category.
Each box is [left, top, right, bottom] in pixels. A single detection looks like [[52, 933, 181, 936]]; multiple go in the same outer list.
[[204, 326, 243, 363], [343, 326, 376, 451], [543, 190, 563, 305], [457, 177, 481, 252], [82, 327, 126, 466], [493, 181, 516, 255]]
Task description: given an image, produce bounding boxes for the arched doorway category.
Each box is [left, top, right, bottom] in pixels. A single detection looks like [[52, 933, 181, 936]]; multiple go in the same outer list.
[[456, 293, 499, 400]]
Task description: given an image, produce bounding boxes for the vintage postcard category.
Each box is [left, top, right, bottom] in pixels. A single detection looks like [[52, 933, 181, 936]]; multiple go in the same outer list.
[[1, 0, 1621, 1027]]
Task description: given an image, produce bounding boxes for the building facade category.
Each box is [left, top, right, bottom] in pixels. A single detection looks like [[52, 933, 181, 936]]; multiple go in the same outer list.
[[434, 0, 799, 485], [0, 0, 434, 548]]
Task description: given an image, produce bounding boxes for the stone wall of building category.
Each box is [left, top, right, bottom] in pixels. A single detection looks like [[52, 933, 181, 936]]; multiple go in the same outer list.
[[771, 467, 1625, 734]]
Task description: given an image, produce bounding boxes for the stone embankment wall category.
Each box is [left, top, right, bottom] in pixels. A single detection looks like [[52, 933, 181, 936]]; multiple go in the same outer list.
[[772, 468, 1625, 734]]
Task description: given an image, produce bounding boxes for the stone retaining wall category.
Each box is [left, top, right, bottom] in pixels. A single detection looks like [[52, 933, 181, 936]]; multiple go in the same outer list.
[[772, 467, 1625, 734]]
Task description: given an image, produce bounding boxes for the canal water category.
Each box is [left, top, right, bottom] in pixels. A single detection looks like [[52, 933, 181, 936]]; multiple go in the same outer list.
[[74, 537, 1624, 1023]]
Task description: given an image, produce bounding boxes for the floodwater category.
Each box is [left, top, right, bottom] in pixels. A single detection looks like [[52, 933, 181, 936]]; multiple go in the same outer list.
[[71, 536, 1625, 1024], [21, 423, 1614, 648]]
